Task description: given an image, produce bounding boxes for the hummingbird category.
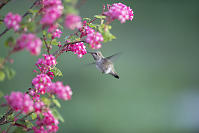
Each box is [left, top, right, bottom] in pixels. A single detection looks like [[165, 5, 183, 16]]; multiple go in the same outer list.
[[88, 51, 120, 79]]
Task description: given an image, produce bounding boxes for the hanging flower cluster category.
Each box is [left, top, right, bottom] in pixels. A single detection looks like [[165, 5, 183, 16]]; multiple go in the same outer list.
[[4, 12, 22, 31]]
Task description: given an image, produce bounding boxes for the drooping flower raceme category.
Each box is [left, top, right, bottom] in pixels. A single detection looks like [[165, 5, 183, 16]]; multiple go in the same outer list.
[[32, 74, 52, 94], [33, 109, 59, 133], [64, 14, 82, 30], [66, 42, 87, 58], [35, 54, 57, 73], [40, 0, 64, 25], [80, 23, 104, 49], [16, 33, 42, 56], [104, 3, 134, 23], [4, 12, 21, 31], [47, 81, 72, 100], [5, 92, 34, 114]]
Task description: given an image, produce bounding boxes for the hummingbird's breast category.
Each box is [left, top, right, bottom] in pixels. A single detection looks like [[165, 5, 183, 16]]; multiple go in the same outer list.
[[96, 59, 113, 74]]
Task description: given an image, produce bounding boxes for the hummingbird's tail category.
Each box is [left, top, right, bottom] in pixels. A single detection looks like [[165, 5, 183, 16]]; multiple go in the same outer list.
[[110, 73, 119, 79]]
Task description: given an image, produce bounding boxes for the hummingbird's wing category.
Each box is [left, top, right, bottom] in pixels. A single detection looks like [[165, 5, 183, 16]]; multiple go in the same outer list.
[[106, 52, 121, 62]]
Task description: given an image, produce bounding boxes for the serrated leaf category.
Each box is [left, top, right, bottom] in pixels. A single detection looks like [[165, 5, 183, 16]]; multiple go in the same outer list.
[[0, 71, 5, 81], [31, 113, 37, 120], [98, 24, 116, 43], [51, 39, 58, 45], [25, 120, 33, 128], [51, 108, 64, 122], [52, 99, 61, 108], [51, 67, 63, 77], [94, 15, 106, 19], [41, 97, 51, 106]]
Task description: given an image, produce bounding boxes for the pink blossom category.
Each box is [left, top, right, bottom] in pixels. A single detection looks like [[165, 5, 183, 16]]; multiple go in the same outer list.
[[35, 54, 57, 73], [104, 3, 134, 23], [33, 109, 59, 133], [66, 42, 87, 58], [86, 31, 104, 49], [47, 81, 72, 100], [32, 74, 52, 94], [5, 92, 34, 114], [34, 101, 45, 114], [4, 12, 21, 31], [40, 0, 63, 25], [16, 34, 42, 56], [52, 29, 62, 39], [64, 14, 82, 30]]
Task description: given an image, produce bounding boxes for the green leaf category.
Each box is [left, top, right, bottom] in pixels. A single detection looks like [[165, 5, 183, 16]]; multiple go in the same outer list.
[[7, 113, 15, 121], [83, 17, 91, 21], [5, 67, 16, 80], [29, 9, 38, 15], [52, 99, 61, 108], [51, 108, 64, 122], [94, 15, 106, 19], [51, 67, 63, 77], [43, 30, 47, 36], [47, 33, 52, 39], [13, 127, 26, 133], [4, 36, 15, 47], [98, 24, 116, 43], [51, 39, 58, 46], [31, 113, 37, 120], [41, 97, 51, 106], [0, 71, 5, 81], [25, 120, 33, 128]]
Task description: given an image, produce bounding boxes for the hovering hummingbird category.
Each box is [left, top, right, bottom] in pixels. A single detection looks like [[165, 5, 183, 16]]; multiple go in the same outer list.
[[88, 51, 120, 79]]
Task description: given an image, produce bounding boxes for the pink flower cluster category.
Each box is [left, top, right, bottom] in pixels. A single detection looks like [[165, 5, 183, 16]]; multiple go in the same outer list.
[[52, 29, 62, 39], [47, 81, 72, 100], [66, 42, 87, 58], [4, 12, 21, 31], [80, 23, 104, 49], [35, 54, 57, 73], [40, 0, 64, 25], [16, 34, 42, 56], [32, 74, 52, 94], [86, 32, 104, 49], [33, 109, 59, 133], [104, 3, 134, 23], [64, 14, 82, 30], [5, 92, 34, 114]]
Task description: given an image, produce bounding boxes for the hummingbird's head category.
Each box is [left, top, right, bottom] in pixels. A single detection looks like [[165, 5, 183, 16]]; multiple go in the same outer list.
[[88, 51, 104, 61]]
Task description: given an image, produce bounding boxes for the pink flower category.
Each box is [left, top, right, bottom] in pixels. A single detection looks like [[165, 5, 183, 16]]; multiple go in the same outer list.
[[47, 81, 72, 100], [64, 14, 82, 30], [5, 92, 34, 114], [16, 34, 42, 56], [52, 29, 62, 39], [33, 109, 59, 133], [104, 3, 134, 23], [32, 74, 52, 94], [4, 12, 21, 31], [66, 42, 87, 58], [40, 0, 63, 25], [35, 54, 57, 73], [34, 101, 45, 114], [86, 31, 104, 49]]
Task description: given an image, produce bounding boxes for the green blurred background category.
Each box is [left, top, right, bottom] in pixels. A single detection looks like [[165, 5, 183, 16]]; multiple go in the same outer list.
[[1, 0, 199, 133]]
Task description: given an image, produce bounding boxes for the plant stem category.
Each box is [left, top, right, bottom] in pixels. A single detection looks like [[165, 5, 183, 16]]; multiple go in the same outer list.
[[0, 0, 12, 10], [0, 0, 40, 38]]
